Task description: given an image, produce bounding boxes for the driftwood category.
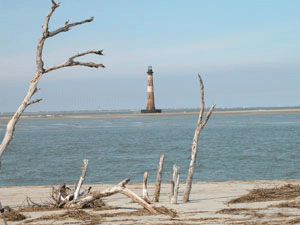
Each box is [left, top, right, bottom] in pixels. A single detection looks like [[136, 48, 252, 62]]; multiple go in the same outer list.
[[0, 0, 105, 162], [153, 152, 165, 202], [51, 160, 157, 214], [142, 171, 151, 203], [183, 75, 215, 202], [0, 202, 7, 225], [170, 164, 180, 204], [74, 159, 88, 200], [60, 178, 157, 214]]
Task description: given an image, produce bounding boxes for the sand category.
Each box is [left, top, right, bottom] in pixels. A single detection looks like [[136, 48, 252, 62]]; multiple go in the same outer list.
[[1, 179, 300, 224], [1, 108, 300, 122]]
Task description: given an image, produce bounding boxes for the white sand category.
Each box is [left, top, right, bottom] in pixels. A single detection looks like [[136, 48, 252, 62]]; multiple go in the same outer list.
[[1, 179, 300, 224]]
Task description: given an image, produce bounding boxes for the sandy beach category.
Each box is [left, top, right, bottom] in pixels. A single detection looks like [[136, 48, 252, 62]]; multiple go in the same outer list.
[[1, 108, 300, 122], [1, 179, 300, 224]]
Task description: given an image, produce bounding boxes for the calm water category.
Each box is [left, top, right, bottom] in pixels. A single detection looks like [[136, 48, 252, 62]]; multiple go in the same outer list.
[[1, 110, 300, 186]]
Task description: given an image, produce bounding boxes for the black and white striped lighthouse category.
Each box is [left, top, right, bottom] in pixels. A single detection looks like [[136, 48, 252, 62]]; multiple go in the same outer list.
[[141, 66, 161, 113]]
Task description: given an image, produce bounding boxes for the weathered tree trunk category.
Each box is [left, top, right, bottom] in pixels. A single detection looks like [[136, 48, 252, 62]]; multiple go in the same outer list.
[[0, 0, 105, 162], [153, 152, 165, 202], [142, 171, 151, 203], [170, 164, 180, 204], [74, 159, 88, 200], [183, 75, 215, 203]]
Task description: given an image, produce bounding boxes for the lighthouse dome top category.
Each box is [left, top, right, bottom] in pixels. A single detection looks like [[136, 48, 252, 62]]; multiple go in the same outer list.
[[147, 66, 153, 74]]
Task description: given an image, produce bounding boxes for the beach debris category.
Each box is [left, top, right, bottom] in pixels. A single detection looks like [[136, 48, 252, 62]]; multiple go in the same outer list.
[[25, 206, 176, 224], [49, 159, 158, 214], [153, 152, 165, 202], [0, 0, 105, 162], [273, 201, 300, 209], [183, 74, 216, 202], [63, 178, 158, 214], [3, 206, 26, 222], [229, 184, 300, 204]]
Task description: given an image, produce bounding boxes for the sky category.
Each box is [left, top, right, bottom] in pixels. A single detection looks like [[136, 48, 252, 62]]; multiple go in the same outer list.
[[0, 0, 300, 112]]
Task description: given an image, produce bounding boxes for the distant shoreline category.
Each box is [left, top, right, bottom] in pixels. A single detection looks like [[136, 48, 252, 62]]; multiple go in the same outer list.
[[1, 108, 300, 121]]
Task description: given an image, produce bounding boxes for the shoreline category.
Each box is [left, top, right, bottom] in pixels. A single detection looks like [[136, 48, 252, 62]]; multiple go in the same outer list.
[[1, 108, 300, 121]]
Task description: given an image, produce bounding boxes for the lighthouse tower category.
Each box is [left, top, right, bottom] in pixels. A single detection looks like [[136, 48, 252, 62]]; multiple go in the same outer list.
[[141, 66, 161, 113]]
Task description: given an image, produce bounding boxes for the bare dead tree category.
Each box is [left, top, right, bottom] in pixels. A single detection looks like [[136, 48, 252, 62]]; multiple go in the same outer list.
[[0, 0, 105, 162], [153, 152, 165, 202], [183, 74, 215, 203]]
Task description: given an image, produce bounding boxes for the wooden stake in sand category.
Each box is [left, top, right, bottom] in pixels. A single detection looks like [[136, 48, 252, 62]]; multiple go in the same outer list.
[[142, 171, 151, 203], [153, 152, 165, 202], [170, 164, 180, 204]]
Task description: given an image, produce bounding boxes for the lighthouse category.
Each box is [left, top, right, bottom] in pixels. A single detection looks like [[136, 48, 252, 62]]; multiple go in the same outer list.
[[141, 66, 161, 113]]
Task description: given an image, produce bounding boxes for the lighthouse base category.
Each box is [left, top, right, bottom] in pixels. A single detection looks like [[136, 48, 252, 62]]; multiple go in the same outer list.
[[141, 109, 162, 113]]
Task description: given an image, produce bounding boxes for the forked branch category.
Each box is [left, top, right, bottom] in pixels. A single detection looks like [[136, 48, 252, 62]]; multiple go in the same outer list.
[[47, 16, 94, 38], [183, 74, 215, 202], [44, 50, 105, 73]]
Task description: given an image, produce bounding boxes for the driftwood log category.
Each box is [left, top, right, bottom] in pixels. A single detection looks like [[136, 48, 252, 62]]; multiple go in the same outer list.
[[52, 160, 158, 214], [183, 75, 215, 202], [0, 0, 105, 162]]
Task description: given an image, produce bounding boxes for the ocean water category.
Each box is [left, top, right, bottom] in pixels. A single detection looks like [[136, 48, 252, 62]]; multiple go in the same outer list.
[[1, 110, 300, 186]]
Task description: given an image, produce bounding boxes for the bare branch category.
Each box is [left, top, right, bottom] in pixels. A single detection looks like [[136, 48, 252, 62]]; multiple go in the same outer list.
[[69, 49, 103, 60], [48, 16, 94, 38], [35, 1, 60, 75], [202, 104, 216, 128], [44, 50, 105, 74], [198, 74, 205, 123], [27, 99, 43, 106], [119, 178, 130, 188], [43, 0, 60, 36]]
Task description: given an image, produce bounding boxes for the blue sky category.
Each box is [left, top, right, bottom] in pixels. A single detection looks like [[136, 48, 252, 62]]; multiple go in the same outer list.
[[1, 0, 299, 112]]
